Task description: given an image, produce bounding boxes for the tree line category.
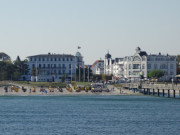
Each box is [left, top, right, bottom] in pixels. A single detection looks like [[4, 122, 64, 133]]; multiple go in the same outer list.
[[0, 60, 29, 81]]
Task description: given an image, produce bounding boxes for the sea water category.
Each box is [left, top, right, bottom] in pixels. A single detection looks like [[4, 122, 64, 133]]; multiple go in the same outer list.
[[0, 95, 180, 135]]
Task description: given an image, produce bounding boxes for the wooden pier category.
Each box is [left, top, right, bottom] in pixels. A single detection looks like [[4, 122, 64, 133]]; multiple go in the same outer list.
[[122, 83, 180, 98]]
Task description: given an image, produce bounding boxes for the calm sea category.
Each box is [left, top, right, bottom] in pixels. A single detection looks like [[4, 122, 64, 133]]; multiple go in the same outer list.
[[0, 95, 180, 135]]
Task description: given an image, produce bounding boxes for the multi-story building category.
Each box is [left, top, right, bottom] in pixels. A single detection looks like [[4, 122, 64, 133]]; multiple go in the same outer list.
[[104, 47, 177, 82], [113, 58, 124, 79], [27, 52, 84, 82], [91, 60, 104, 75]]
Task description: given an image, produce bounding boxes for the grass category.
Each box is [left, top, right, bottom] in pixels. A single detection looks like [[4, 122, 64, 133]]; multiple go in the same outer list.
[[4, 81, 93, 88], [71, 81, 92, 86], [11, 81, 67, 88]]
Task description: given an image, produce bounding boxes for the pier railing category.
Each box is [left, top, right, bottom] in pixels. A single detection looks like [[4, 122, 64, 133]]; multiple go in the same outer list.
[[122, 83, 180, 90]]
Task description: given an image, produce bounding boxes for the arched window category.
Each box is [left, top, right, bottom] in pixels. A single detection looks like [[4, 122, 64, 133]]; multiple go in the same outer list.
[[133, 56, 141, 61], [142, 56, 146, 61]]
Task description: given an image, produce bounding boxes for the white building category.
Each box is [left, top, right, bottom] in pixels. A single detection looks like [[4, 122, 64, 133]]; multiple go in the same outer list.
[[91, 60, 104, 75], [104, 52, 114, 75], [113, 58, 124, 79], [27, 52, 84, 82], [104, 47, 177, 82]]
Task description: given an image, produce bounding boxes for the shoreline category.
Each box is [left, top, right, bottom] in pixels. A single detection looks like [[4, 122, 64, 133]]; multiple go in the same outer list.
[[0, 87, 142, 96]]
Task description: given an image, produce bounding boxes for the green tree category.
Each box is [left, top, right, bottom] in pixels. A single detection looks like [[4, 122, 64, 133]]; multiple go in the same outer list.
[[148, 70, 164, 79], [13, 71, 21, 81], [61, 74, 66, 82]]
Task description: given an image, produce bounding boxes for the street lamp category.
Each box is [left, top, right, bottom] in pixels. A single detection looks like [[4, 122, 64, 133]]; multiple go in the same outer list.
[[171, 75, 174, 90]]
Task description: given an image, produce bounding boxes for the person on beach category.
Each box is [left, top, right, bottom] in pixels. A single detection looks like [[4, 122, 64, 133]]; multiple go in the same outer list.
[[29, 88, 31, 93]]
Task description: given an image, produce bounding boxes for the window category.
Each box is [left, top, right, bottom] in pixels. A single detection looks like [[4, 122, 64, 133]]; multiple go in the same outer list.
[[129, 64, 131, 69], [133, 56, 141, 61], [67, 58, 69, 61], [30, 58, 32, 61], [39, 64, 41, 68], [58, 70, 61, 75], [142, 56, 146, 61], [59, 64, 61, 68], [170, 64, 174, 69], [59, 58, 61, 61], [43, 64, 46, 68], [148, 64, 151, 69], [69, 64, 71, 69], [42, 58, 45, 61], [54, 64, 56, 68], [170, 71, 173, 75], [39, 58, 41, 61], [154, 64, 157, 69], [142, 64, 145, 69], [51, 58, 53, 61], [55, 58, 57, 61], [63, 58, 65, 61], [71, 58, 73, 61], [133, 64, 140, 69]]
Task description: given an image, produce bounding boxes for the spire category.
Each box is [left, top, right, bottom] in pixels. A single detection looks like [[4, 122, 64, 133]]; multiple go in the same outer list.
[[16, 56, 21, 62]]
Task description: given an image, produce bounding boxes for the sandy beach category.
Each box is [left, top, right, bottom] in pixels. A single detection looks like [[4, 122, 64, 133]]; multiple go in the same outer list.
[[0, 84, 141, 96]]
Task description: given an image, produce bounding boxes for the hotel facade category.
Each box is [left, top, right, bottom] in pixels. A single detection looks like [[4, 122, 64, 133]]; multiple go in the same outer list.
[[104, 47, 177, 81], [27, 52, 84, 82]]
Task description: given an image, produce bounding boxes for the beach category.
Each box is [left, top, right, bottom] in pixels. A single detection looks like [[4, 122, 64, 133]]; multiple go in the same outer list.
[[0, 84, 141, 96]]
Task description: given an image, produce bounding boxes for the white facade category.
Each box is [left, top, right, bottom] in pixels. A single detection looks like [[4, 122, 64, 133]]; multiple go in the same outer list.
[[104, 47, 177, 81], [91, 60, 104, 75], [27, 52, 84, 82], [104, 52, 113, 75], [113, 58, 124, 79]]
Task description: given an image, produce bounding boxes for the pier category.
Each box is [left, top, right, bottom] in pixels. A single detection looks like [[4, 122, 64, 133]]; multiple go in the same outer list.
[[122, 83, 180, 98]]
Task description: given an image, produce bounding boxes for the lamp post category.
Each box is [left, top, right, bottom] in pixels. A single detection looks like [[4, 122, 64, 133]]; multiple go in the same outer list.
[[172, 75, 174, 90]]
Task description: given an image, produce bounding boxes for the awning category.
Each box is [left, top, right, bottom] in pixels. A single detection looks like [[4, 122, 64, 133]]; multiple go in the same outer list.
[[175, 74, 180, 77]]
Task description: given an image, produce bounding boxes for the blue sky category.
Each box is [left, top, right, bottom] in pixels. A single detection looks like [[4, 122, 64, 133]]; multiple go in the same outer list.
[[0, 0, 180, 64]]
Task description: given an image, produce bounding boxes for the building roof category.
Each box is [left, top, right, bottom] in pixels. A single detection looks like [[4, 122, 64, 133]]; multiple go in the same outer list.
[[75, 51, 82, 57], [27, 53, 75, 58], [105, 53, 111, 59], [138, 51, 147, 57], [91, 60, 104, 68]]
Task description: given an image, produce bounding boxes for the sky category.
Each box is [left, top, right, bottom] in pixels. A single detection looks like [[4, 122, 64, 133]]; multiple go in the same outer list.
[[0, 0, 180, 64]]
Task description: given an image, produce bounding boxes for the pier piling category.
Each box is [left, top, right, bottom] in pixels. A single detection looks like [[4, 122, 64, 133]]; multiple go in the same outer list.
[[173, 90, 175, 98], [158, 89, 160, 96], [162, 89, 164, 97], [153, 89, 155, 95]]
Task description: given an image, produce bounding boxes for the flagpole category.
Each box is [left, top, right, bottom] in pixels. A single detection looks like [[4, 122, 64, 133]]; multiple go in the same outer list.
[[36, 61, 38, 82], [79, 65, 80, 82], [71, 64, 72, 83], [88, 66, 89, 82], [83, 66, 85, 82], [75, 65, 76, 82]]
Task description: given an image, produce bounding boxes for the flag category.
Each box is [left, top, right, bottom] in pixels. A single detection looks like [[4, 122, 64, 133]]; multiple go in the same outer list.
[[78, 46, 81, 49]]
